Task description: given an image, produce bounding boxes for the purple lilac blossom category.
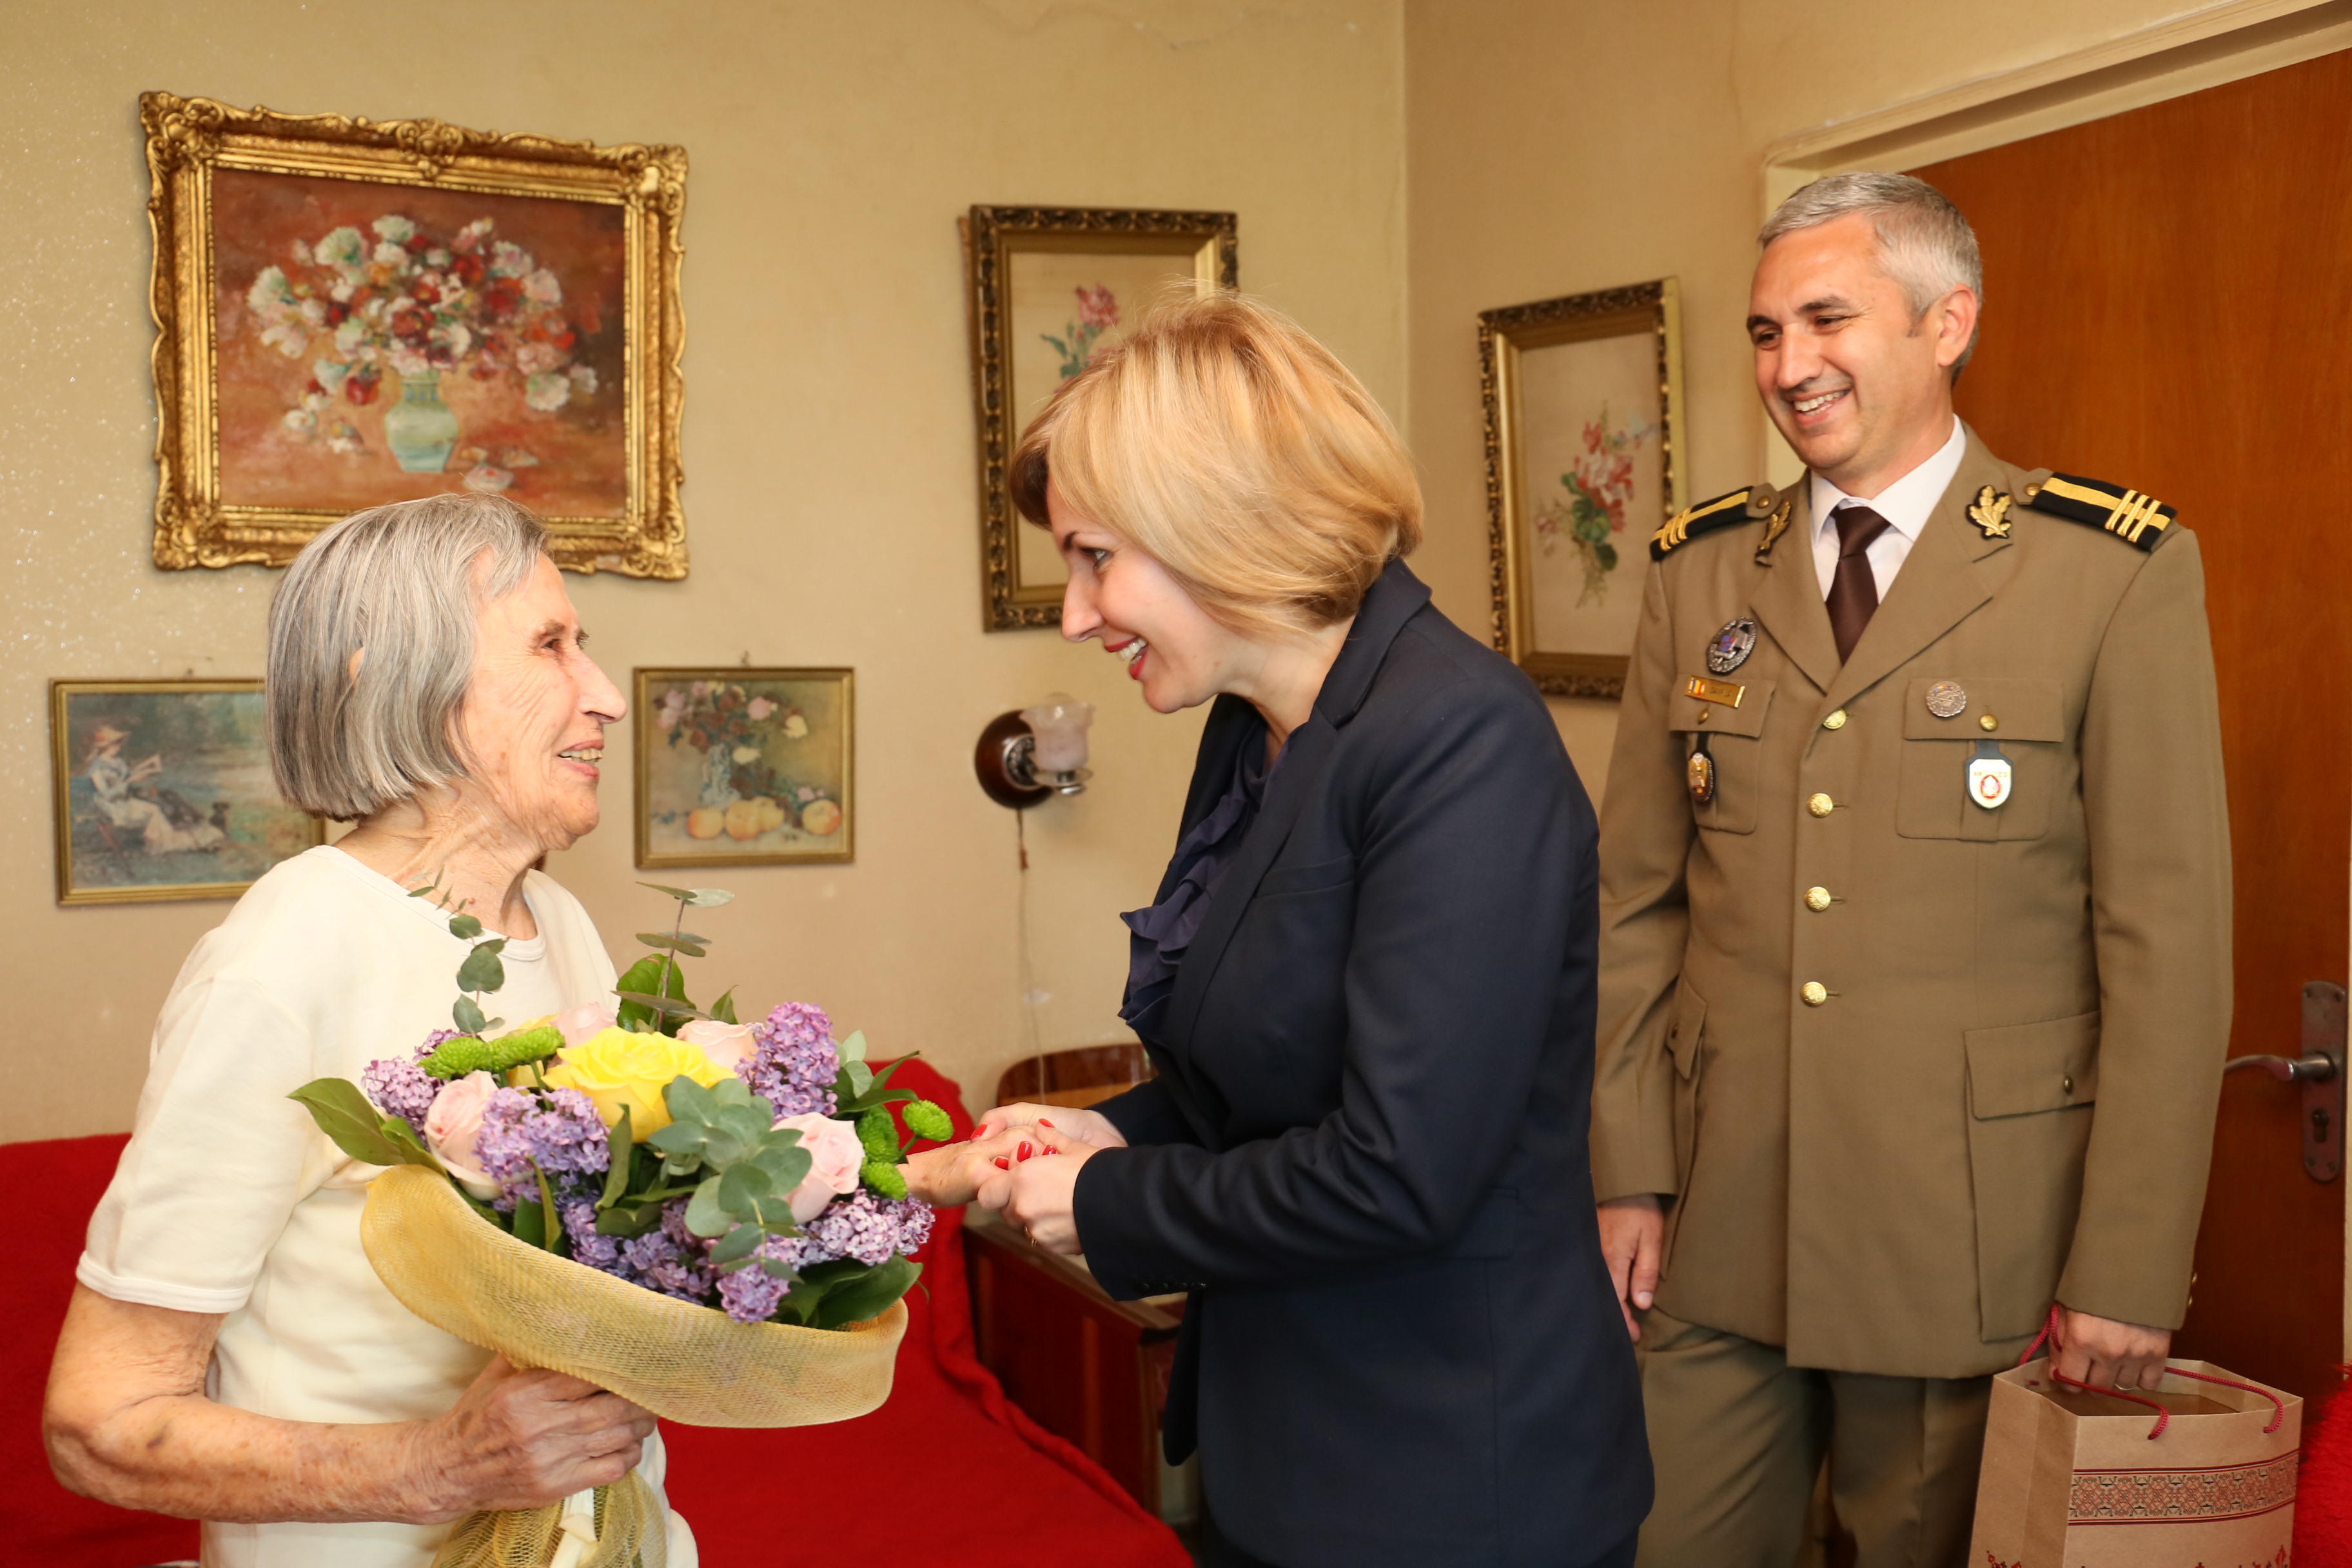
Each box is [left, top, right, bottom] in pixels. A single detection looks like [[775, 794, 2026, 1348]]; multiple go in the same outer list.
[[558, 1200, 625, 1273], [360, 1043, 440, 1133], [474, 1087, 611, 1205], [740, 1001, 839, 1116], [621, 1200, 718, 1301], [801, 1189, 934, 1267], [716, 1234, 808, 1324]]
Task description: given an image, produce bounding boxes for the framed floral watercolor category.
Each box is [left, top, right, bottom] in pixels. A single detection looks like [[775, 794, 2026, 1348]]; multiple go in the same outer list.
[[51, 680, 325, 906], [635, 669, 854, 868], [965, 205, 1239, 630], [141, 92, 687, 578], [1481, 279, 1687, 698]]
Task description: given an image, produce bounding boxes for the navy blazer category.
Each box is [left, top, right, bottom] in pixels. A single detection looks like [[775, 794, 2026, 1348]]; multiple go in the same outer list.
[[1073, 562, 1651, 1567]]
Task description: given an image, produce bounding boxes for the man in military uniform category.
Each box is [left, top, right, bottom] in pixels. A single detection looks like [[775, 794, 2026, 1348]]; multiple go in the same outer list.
[[1591, 172, 2231, 1567]]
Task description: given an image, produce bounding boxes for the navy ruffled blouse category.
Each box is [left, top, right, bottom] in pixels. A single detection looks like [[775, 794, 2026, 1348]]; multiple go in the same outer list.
[[1119, 736, 1277, 1046]]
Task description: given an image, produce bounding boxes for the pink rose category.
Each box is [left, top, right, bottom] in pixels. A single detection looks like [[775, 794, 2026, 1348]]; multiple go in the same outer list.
[[552, 1003, 617, 1047], [424, 1071, 502, 1199], [775, 1113, 865, 1222], [677, 1017, 757, 1072]]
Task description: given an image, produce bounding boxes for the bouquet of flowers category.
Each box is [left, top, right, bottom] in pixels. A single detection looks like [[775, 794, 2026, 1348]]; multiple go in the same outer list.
[[291, 882, 950, 1563]]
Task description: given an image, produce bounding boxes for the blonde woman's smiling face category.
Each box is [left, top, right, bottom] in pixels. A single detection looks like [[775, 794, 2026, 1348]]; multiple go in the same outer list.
[[1049, 481, 1249, 715]]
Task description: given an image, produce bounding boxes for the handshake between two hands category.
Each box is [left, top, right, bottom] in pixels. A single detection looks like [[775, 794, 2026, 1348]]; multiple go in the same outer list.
[[899, 1101, 1127, 1254]]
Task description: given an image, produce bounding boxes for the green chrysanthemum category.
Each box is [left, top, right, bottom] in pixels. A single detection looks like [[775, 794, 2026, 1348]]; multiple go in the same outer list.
[[901, 1099, 953, 1144], [860, 1158, 908, 1200], [420, 1023, 565, 1081]]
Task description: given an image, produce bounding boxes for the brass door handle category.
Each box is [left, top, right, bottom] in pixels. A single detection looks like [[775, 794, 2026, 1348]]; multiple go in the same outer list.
[[2224, 1052, 2342, 1084]]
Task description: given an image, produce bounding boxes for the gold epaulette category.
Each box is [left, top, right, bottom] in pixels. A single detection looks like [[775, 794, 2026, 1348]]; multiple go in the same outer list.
[[1651, 484, 1783, 561], [2023, 473, 2177, 551]]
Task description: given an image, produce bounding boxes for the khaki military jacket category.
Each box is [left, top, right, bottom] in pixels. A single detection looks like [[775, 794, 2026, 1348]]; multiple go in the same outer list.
[[1591, 427, 2231, 1378]]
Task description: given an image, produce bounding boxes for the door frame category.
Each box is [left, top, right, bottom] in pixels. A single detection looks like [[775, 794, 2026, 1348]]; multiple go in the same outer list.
[[1749, 0, 2352, 1362]]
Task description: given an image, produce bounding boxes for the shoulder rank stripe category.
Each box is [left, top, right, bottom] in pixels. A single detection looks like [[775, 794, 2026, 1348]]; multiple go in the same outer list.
[[2025, 473, 2177, 551], [1651, 488, 1753, 560]]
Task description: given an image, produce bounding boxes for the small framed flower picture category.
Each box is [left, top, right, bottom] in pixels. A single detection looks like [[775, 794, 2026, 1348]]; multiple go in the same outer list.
[[965, 205, 1238, 631], [1481, 279, 1687, 699], [51, 680, 326, 905], [634, 669, 854, 868], [141, 92, 687, 578]]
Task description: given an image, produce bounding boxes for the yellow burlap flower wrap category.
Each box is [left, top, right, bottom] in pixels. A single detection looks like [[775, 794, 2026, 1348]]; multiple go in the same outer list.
[[362, 1164, 906, 1567]]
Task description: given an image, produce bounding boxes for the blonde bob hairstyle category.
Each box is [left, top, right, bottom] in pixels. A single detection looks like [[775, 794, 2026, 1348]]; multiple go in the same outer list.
[[1009, 291, 1421, 638]]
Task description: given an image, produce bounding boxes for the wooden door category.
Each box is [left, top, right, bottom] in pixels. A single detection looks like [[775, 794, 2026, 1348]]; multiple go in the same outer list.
[[1912, 50, 2352, 1400]]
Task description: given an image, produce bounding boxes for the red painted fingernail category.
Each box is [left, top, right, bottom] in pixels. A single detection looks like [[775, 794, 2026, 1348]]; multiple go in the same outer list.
[[1043, 1146, 1059, 1156], [1018, 1141, 1033, 1161], [992, 1156, 1010, 1170], [1039, 1119, 1057, 1128]]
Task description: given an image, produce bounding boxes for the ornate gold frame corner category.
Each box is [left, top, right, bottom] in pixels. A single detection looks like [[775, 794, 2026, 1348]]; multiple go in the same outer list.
[[1480, 277, 1686, 700], [964, 205, 1238, 632], [142, 92, 688, 578]]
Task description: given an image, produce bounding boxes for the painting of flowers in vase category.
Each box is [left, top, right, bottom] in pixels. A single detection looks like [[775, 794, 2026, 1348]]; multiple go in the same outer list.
[[634, 670, 854, 868], [210, 168, 628, 518]]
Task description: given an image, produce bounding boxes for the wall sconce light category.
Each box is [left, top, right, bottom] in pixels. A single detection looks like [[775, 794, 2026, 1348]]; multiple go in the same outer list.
[[975, 694, 1094, 808]]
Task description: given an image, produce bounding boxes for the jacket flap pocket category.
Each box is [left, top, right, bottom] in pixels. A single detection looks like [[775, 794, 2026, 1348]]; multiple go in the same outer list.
[[1903, 678, 2066, 742], [1967, 1010, 2101, 1118], [1673, 676, 1776, 739], [1665, 982, 1707, 1080], [1257, 855, 1354, 897]]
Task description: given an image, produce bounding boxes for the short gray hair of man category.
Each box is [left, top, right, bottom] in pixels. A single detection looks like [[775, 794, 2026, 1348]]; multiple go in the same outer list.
[[1759, 172, 1984, 374], [268, 493, 549, 821]]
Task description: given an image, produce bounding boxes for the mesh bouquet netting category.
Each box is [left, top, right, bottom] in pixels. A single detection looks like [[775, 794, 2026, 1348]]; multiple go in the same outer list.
[[362, 1164, 906, 1567]]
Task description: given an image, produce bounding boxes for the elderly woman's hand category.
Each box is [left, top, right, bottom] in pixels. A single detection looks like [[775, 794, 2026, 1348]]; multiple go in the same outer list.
[[409, 1356, 657, 1519], [901, 1126, 1035, 1208]]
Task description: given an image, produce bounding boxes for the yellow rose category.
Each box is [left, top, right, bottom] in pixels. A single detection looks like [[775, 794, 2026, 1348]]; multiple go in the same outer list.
[[543, 1026, 730, 1140]]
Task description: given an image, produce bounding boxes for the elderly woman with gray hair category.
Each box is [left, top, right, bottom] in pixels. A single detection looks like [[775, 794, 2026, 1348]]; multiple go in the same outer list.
[[40, 495, 686, 1567]]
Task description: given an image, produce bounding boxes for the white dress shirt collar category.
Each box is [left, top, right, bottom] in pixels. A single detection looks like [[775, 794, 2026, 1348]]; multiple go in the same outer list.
[[1809, 416, 1966, 598]]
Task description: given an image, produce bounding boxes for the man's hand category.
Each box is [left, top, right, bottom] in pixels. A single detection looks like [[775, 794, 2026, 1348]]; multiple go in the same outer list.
[[1596, 1195, 1665, 1342], [2050, 1306, 2172, 1392]]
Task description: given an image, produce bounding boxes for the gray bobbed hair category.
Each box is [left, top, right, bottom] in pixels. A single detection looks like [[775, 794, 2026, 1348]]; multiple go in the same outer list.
[[268, 493, 548, 821], [1760, 171, 1984, 375]]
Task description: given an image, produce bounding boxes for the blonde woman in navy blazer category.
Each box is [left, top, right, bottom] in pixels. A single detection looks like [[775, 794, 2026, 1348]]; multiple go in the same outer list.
[[971, 293, 1649, 1568]]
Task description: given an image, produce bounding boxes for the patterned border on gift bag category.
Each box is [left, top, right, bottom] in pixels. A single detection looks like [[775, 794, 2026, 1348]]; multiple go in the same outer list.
[[2068, 1453, 2298, 1524]]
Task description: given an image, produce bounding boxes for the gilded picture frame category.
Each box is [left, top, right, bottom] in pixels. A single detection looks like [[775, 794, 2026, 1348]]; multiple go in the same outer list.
[[634, 669, 855, 869], [1482, 279, 1687, 699], [51, 680, 326, 906], [141, 92, 688, 578], [965, 205, 1239, 631]]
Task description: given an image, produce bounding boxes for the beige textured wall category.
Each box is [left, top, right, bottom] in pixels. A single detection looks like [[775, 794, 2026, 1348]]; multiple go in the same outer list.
[[0, 0, 1406, 1142], [1400, 0, 2212, 800]]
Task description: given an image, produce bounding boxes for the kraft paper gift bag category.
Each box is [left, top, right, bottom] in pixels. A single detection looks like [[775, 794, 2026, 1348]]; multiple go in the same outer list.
[[1968, 1353, 2300, 1568]]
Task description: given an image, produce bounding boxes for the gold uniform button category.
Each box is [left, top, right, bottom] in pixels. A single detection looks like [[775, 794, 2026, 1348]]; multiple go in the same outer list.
[[1979, 713, 1999, 732], [1807, 792, 1835, 818], [2062, 1074, 2075, 1095], [1801, 981, 1829, 1006], [1697, 707, 1712, 723], [1821, 709, 1848, 730], [1804, 887, 1832, 912]]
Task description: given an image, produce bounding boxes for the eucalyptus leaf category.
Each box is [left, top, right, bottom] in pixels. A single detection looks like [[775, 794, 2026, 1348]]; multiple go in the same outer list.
[[453, 995, 489, 1034], [614, 991, 709, 1022], [844, 1060, 874, 1099], [447, 913, 484, 940], [634, 932, 709, 956], [759, 1256, 800, 1281], [685, 1177, 731, 1239], [637, 881, 698, 901], [684, 888, 735, 907], [709, 1223, 765, 1266], [456, 943, 507, 995], [837, 1029, 868, 1064], [710, 988, 739, 1026]]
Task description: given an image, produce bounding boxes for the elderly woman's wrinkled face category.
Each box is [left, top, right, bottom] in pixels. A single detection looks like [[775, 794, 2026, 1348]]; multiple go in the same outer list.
[[1050, 482, 1242, 715], [456, 554, 625, 848]]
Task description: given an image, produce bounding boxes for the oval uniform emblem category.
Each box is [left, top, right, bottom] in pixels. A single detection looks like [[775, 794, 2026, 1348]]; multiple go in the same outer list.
[[1707, 617, 1758, 675]]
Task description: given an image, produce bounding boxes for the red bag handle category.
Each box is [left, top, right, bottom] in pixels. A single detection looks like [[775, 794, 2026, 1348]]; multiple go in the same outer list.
[[2019, 1303, 2286, 1440]]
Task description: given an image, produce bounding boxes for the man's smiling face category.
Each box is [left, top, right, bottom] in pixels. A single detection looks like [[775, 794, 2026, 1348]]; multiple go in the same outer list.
[[1747, 211, 1975, 497]]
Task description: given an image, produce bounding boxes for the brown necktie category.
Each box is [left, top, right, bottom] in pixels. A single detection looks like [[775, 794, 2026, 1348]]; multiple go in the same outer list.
[[1827, 504, 1890, 663]]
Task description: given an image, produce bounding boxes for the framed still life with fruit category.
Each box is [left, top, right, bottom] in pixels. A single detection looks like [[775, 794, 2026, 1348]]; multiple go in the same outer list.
[[51, 680, 325, 906], [965, 204, 1239, 631], [634, 669, 854, 868], [141, 92, 687, 578], [1481, 278, 1687, 698]]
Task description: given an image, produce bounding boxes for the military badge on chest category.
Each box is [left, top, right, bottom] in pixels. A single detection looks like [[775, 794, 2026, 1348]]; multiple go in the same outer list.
[[1924, 680, 2014, 809], [1707, 616, 1757, 674]]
